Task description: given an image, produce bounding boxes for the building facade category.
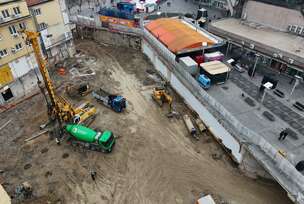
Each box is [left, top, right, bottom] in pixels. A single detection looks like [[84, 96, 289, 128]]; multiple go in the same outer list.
[[192, 0, 238, 15], [0, 0, 39, 104], [26, 0, 75, 60], [0, 0, 75, 104], [209, 0, 304, 78]]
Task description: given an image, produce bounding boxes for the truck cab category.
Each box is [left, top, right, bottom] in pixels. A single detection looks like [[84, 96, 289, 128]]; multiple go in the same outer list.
[[109, 95, 127, 112], [197, 74, 211, 89], [98, 130, 115, 152]]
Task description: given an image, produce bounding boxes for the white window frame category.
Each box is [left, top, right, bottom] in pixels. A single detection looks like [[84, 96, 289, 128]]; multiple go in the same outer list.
[[8, 25, 17, 35], [15, 43, 23, 51], [32, 8, 41, 16], [38, 22, 48, 31], [1, 9, 10, 18], [13, 7, 21, 15], [0, 49, 8, 57], [19, 22, 26, 30]]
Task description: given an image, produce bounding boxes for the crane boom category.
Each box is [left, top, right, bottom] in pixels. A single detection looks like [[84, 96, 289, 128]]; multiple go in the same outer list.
[[25, 31, 56, 107], [24, 30, 78, 122]]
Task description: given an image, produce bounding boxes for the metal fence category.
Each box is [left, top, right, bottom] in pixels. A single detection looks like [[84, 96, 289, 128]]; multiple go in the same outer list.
[[143, 28, 304, 203], [70, 15, 142, 36]]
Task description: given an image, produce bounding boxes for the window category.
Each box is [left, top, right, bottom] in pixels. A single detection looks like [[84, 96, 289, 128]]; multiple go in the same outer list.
[[1, 9, 9, 18], [8, 25, 17, 35], [1, 88, 14, 101], [32, 8, 41, 16], [19, 22, 26, 30], [38, 22, 48, 31], [13, 7, 21, 15], [15, 43, 22, 51], [0, 49, 8, 57]]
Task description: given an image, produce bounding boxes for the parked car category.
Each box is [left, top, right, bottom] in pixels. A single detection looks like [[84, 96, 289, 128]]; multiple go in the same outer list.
[[234, 63, 245, 73], [227, 58, 245, 73]]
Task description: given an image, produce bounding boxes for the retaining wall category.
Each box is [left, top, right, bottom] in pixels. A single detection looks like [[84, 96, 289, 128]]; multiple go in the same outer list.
[[92, 29, 141, 50]]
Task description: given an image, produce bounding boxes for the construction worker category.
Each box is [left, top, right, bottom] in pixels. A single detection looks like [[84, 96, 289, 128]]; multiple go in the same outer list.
[[90, 170, 97, 181], [278, 129, 288, 141], [282, 131, 288, 140]]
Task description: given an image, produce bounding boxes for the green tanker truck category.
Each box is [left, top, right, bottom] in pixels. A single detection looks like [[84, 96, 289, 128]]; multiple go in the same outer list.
[[66, 124, 115, 153]]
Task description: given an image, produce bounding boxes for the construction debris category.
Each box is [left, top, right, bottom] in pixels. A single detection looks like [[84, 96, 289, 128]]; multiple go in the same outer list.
[[24, 130, 48, 142], [0, 120, 11, 131], [69, 67, 96, 78], [195, 118, 207, 133], [183, 114, 199, 140]]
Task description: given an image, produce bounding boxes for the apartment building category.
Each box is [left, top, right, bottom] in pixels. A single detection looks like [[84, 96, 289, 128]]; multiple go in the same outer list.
[[26, 0, 75, 60], [0, 0, 39, 104]]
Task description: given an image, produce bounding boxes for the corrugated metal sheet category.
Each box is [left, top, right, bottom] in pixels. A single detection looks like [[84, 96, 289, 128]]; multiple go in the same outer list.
[[0, 64, 13, 87], [145, 18, 215, 53]]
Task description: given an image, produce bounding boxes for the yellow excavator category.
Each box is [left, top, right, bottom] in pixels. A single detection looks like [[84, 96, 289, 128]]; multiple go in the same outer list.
[[152, 86, 173, 113], [23, 30, 96, 129]]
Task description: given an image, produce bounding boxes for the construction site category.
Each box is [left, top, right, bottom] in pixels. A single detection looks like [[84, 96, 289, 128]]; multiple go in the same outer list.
[[0, 34, 293, 203], [1, 0, 304, 204]]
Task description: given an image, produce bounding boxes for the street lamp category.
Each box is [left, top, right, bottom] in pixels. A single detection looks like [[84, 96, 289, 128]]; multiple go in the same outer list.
[[258, 82, 273, 110], [251, 53, 260, 78], [288, 75, 302, 101]]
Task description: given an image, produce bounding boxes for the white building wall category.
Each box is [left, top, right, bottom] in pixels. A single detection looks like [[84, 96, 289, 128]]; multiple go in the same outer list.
[[243, 0, 304, 31], [0, 53, 39, 104], [9, 53, 38, 78]]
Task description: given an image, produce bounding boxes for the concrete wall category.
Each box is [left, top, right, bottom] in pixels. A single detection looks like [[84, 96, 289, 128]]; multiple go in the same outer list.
[[92, 29, 141, 50], [243, 0, 304, 31], [9, 53, 37, 78], [0, 69, 41, 104], [240, 148, 272, 179]]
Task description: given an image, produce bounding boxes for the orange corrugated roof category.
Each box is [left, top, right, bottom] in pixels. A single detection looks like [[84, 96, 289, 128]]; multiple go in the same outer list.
[[145, 18, 215, 53]]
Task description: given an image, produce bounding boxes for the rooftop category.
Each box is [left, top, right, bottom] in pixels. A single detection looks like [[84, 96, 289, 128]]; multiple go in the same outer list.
[[201, 61, 230, 75], [209, 18, 304, 69], [25, 0, 52, 7], [0, 0, 22, 5], [145, 18, 218, 54]]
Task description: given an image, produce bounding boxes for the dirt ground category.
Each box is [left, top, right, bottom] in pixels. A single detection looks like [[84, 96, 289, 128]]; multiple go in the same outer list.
[[0, 39, 292, 204]]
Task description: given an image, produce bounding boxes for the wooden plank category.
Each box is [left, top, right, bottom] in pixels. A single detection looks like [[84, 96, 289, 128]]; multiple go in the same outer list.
[[0, 120, 11, 131], [24, 130, 48, 142]]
